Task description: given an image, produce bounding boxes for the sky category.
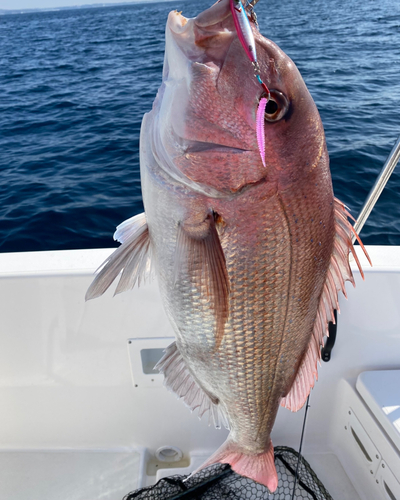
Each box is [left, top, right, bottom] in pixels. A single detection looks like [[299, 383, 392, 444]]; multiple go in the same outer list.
[[0, 0, 149, 10]]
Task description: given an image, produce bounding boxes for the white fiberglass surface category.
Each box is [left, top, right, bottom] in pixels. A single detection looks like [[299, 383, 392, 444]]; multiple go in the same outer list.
[[0, 450, 141, 500], [357, 370, 400, 453], [0, 246, 399, 499], [0, 258, 228, 454]]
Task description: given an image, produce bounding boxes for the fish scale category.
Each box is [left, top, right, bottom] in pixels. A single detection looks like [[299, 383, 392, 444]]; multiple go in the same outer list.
[[200, 195, 291, 440]]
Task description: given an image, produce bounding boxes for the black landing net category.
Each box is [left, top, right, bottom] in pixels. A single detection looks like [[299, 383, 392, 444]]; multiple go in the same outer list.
[[123, 446, 334, 500]]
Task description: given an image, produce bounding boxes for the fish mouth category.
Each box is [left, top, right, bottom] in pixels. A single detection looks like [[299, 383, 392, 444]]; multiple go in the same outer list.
[[161, 1, 248, 154], [172, 127, 250, 154], [168, 0, 233, 37], [166, 0, 234, 69], [184, 141, 249, 154]]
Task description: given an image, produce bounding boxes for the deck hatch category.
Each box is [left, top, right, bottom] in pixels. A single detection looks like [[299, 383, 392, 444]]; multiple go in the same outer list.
[[140, 348, 165, 374], [127, 337, 175, 388], [350, 426, 372, 462], [346, 407, 381, 473], [378, 460, 400, 500], [384, 481, 396, 500]]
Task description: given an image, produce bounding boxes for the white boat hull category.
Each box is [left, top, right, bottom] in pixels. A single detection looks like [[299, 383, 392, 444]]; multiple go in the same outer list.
[[0, 246, 399, 499]]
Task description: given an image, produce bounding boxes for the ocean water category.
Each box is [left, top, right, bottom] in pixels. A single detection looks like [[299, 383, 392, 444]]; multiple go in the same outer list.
[[1, 0, 399, 253]]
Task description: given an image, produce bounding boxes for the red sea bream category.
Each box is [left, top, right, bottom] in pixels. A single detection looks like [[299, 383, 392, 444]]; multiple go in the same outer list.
[[86, 0, 370, 491]]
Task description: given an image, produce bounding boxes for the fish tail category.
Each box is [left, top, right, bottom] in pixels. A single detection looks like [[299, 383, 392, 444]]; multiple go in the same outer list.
[[191, 437, 278, 492]]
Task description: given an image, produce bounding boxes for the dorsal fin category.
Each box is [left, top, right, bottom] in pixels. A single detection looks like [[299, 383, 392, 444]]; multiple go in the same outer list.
[[281, 198, 371, 412], [85, 212, 152, 300], [174, 213, 230, 349], [155, 342, 228, 429]]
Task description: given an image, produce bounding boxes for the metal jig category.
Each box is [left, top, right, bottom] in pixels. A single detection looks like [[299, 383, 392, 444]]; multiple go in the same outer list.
[[229, 0, 270, 99]]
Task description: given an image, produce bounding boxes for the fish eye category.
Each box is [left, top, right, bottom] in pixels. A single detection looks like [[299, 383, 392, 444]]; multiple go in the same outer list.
[[265, 100, 278, 114], [260, 90, 289, 122]]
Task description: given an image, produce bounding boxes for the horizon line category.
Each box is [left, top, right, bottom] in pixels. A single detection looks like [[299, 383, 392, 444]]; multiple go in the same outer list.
[[0, 0, 178, 14]]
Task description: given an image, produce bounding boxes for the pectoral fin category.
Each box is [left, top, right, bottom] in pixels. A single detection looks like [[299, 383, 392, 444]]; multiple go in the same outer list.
[[85, 212, 152, 300], [174, 213, 230, 349], [281, 198, 371, 412]]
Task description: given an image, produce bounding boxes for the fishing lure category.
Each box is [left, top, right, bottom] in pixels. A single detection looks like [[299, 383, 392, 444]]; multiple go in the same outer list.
[[230, 0, 257, 64], [229, 0, 269, 167], [256, 97, 268, 168]]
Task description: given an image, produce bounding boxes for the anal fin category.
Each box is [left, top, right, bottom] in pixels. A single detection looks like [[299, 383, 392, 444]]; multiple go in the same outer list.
[[155, 342, 227, 429], [85, 212, 152, 300], [281, 198, 371, 412]]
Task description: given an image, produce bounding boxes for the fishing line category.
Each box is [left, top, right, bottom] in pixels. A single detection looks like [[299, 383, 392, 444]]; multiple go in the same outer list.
[[291, 394, 311, 500]]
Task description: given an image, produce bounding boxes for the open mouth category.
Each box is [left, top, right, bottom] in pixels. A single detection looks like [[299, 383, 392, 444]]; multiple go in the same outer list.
[[170, 124, 250, 155], [184, 140, 249, 154], [167, 0, 234, 64], [167, 10, 190, 35], [168, 0, 232, 34]]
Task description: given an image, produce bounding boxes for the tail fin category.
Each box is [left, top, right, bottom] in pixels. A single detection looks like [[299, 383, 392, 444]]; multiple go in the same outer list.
[[193, 438, 278, 492]]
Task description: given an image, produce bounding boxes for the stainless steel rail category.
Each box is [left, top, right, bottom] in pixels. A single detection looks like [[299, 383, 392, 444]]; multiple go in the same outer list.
[[353, 135, 400, 242]]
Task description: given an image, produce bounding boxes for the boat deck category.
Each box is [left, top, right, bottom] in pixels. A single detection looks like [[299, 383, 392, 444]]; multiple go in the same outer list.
[[0, 449, 360, 500], [0, 246, 399, 499]]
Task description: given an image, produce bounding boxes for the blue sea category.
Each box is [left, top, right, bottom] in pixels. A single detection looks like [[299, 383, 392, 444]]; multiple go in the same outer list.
[[1, 0, 400, 253]]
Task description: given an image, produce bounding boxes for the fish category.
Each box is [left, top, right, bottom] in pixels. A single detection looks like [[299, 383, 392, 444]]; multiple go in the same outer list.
[[86, 0, 370, 492]]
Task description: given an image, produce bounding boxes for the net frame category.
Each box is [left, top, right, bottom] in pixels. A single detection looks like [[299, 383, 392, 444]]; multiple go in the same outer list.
[[124, 446, 334, 500]]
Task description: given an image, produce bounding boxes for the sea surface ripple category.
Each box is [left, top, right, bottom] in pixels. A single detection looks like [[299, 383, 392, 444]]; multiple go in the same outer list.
[[0, 0, 399, 252]]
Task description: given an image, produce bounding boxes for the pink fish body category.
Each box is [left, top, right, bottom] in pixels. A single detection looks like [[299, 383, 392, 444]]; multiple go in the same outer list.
[[86, 0, 370, 492]]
